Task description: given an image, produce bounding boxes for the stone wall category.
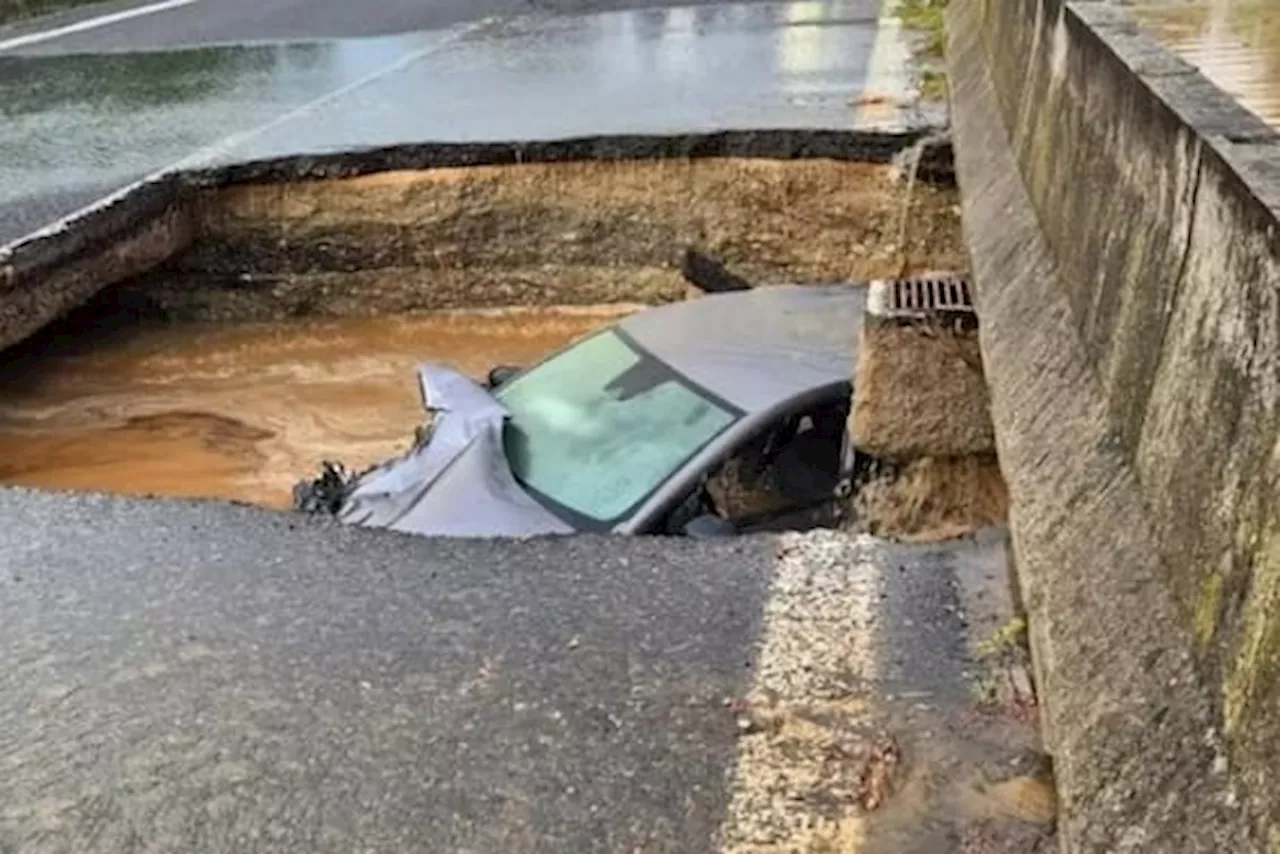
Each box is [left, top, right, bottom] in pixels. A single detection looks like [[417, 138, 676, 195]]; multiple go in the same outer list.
[[948, 0, 1280, 849]]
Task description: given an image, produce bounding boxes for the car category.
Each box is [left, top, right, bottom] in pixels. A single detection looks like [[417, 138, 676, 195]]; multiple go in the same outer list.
[[295, 283, 867, 537]]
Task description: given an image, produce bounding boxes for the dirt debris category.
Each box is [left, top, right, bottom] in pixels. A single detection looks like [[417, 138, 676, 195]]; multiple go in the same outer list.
[[852, 455, 1008, 543], [979, 775, 1058, 825], [959, 817, 1056, 854], [850, 316, 994, 461], [855, 736, 902, 811]]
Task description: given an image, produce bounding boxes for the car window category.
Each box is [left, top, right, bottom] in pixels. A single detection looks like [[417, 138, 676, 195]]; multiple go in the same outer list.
[[495, 330, 740, 526], [706, 397, 848, 526]]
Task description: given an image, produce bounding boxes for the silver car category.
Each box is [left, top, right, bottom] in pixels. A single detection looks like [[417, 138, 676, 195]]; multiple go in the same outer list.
[[297, 284, 866, 537]]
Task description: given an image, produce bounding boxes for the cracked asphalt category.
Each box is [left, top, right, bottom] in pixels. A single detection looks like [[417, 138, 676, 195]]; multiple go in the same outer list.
[[0, 488, 771, 853]]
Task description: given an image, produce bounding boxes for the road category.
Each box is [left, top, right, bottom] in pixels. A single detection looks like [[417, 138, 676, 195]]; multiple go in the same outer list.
[[0, 0, 931, 245], [0, 0, 791, 50], [0, 488, 1033, 853]]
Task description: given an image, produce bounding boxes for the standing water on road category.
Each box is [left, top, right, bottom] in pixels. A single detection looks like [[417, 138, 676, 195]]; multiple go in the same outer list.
[[0, 307, 631, 507], [1128, 0, 1280, 128]]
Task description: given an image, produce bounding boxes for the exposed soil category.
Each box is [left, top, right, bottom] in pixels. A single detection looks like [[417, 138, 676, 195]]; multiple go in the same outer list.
[[851, 317, 994, 461], [121, 158, 965, 321], [853, 455, 1009, 542]]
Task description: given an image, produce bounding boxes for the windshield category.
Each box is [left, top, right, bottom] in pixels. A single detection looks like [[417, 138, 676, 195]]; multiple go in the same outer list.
[[495, 330, 739, 526]]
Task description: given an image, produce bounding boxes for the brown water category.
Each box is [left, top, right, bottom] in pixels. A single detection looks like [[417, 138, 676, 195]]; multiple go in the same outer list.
[[1128, 0, 1280, 129], [0, 307, 633, 508]]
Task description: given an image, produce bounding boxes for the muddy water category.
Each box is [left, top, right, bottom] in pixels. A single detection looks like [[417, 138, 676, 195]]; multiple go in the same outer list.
[[1129, 0, 1280, 128], [0, 307, 632, 509]]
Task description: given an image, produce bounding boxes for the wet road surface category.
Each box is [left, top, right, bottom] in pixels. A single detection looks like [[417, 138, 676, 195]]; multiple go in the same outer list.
[[0, 0, 789, 52], [0, 0, 933, 246], [1128, 0, 1280, 128], [0, 487, 1043, 853], [0, 306, 631, 507]]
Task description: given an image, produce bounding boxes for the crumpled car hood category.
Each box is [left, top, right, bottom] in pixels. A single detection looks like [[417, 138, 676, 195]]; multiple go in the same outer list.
[[337, 365, 574, 538]]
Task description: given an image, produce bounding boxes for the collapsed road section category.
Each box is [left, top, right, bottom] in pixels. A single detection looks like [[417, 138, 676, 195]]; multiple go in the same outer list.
[[0, 131, 961, 509]]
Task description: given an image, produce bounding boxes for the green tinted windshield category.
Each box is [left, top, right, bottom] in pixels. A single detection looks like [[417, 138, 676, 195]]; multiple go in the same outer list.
[[495, 330, 739, 525]]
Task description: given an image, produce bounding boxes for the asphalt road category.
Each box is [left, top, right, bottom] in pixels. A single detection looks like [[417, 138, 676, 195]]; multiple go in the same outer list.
[[0, 0, 782, 52], [0, 489, 773, 853], [0, 3, 1026, 849], [0, 487, 1021, 853], [0, 0, 928, 246]]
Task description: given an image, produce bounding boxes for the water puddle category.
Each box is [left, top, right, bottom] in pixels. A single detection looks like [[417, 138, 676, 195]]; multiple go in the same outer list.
[[1128, 0, 1280, 128], [0, 306, 631, 508]]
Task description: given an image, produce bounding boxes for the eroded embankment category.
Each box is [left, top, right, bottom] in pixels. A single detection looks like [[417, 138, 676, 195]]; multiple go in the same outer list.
[[0, 131, 955, 352], [117, 157, 963, 321]]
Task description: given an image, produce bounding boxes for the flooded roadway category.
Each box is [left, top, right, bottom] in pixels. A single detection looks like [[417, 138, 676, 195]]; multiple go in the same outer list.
[[0, 306, 630, 507], [1128, 0, 1280, 128]]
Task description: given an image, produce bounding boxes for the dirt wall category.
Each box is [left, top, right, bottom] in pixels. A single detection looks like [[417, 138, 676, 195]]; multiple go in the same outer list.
[[118, 158, 964, 321], [850, 315, 993, 461]]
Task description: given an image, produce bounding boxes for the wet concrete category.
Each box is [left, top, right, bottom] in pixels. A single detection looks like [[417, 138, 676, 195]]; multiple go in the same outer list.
[[0, 0, 940, 246], [0, 306, 629, 507], [1127, 0, 1280, 128]]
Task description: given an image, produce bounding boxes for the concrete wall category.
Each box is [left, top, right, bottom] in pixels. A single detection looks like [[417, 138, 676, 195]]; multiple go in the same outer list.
[[948, 0, 1280, 850]]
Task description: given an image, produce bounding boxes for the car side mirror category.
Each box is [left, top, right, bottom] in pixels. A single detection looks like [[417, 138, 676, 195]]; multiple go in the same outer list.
[[684, 514, 736, 539], [486, 365, 522, 389]]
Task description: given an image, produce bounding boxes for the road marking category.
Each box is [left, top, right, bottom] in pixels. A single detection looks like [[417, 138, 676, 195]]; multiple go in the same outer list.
[[169, 19, 496, 170], [0, 0, 198, 52], [717, 531, 882, 853], [855, 4, 916, 129]]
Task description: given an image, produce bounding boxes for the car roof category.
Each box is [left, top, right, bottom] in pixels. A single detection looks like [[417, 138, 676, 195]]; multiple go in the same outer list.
[[617, 283, 865, 413]]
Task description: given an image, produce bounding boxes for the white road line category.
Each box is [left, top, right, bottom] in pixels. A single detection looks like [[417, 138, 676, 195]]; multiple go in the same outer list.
[[0, 0, 198, 52], [855, 3, 915, 129], [717, 531, 882, 853], [1, 16, 495, 257]]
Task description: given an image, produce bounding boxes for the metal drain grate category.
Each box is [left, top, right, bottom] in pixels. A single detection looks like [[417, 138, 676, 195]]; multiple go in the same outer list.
[[867, 272, 974, 319]]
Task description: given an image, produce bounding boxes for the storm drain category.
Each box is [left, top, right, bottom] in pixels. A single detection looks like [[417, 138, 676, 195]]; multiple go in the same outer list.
[[867, 272, 974, 320]]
